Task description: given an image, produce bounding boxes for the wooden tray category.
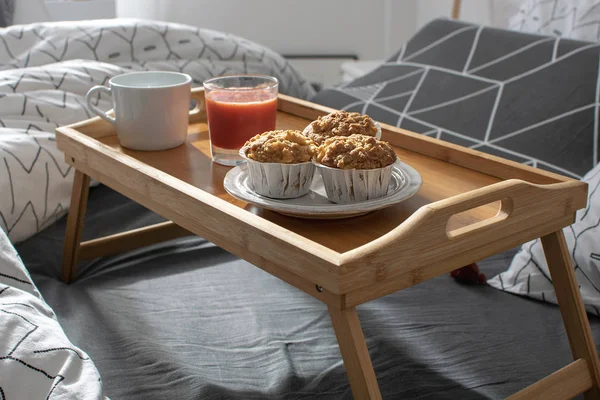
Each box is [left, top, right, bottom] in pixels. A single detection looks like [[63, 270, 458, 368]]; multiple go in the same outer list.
[[55, 88, 600, 400]]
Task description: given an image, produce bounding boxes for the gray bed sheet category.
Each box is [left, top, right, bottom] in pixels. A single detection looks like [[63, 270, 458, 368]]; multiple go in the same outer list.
[[16, 184, 600, 399]]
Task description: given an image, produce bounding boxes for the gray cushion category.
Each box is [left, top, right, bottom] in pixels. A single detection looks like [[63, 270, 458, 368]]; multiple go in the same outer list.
[[311, 19, 600, 179]]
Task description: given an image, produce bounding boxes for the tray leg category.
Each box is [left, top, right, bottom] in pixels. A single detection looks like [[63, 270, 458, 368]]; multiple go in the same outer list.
[[328, 306, 382, 400], [61, 170, 90, 284], [541, 230, 600, 399], [78, 221, 191, 261]]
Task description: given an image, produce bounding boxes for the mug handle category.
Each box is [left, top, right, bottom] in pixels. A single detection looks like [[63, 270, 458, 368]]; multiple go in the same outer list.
[[189, 89, 206, 123], [86, 85, 116, 125]]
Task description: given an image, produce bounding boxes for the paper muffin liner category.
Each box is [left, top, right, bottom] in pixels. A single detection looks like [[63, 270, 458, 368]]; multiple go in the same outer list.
[[316, 160, 397, 204], [241, 153, 316, 199], [302, 120, 382, 142]]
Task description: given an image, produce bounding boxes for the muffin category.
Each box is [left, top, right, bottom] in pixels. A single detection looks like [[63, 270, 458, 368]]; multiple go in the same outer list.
[[314, 134, 398, 204], [302, 111, 381, 145], [240, 130, 317, 199]]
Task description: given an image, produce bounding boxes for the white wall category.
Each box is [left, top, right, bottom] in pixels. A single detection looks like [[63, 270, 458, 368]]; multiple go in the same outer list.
[[386, 0, 419, 56], [14, 0, 117, 25], [45, 0, 115, 22], [416, 0, 523, 31], [115, 0, 418, 60], [13, 0, 51, 25], [417, 0, 490, 29]]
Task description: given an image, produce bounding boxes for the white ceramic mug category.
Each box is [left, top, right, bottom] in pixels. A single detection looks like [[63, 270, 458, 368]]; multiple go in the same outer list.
[[86, 71, 192, 151]]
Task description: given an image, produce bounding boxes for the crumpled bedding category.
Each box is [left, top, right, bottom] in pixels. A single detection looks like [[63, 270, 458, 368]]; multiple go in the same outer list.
[[0, 18, 314, 244], [0, 224, 105, 399], [17, 182, 600, 399]]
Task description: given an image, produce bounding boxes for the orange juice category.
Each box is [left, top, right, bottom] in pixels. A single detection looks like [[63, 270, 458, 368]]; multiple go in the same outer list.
[[205, 90, 277, 150]]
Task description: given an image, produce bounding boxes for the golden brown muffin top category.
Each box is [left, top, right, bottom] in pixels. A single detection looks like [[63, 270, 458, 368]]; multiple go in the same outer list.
[[305, 111, 378, 145], [242, 130, 316, 163], [315, 134, 397, 169]]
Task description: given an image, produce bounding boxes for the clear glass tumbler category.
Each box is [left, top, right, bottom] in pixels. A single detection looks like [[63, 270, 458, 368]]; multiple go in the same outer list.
[[203, 75, 279, 166]]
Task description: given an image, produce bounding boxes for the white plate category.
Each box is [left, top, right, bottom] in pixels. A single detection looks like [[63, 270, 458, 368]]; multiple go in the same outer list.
[[224, 160, 423, 219]]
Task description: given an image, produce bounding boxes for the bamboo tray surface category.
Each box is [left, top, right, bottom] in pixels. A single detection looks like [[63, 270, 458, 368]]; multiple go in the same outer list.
[[56, 89, 587, 302], [96, 118, 499, 253]]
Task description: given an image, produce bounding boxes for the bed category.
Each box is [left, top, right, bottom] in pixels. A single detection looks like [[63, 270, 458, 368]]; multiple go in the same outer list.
[[6, 18, 600, 399]]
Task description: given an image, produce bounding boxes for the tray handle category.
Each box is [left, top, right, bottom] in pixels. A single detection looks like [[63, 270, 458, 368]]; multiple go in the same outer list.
[[342, 179, 587, 268]]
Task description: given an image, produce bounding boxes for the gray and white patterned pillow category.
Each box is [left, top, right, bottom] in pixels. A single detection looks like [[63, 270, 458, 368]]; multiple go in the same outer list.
[[311, 19, 600, 179], [509, 0, 600, 42], [488, 163, 600, 316], [0, 228, 106, 398]]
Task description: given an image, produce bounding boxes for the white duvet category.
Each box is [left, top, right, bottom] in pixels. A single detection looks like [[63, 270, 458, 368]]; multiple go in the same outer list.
[[0, 19, 314, 244], [0, 226, 106, 399]]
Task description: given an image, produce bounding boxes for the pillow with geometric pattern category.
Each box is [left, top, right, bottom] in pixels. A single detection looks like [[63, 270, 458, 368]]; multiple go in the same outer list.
[[488, 162, 600, 316], [0, 228, 107, 399], [311, 19, 600, 180], [508, 0, 600, 42]]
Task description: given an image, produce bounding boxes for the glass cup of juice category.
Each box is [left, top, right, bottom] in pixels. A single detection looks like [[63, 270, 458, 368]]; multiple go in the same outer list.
[[203, 75, 278, 166]]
